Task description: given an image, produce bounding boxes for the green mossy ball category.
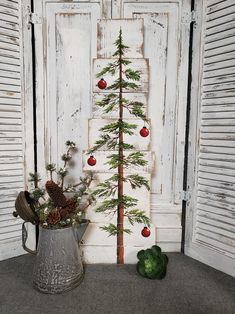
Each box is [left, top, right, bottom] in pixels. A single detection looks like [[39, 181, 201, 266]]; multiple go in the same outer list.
[[136, 245, 168, 280]]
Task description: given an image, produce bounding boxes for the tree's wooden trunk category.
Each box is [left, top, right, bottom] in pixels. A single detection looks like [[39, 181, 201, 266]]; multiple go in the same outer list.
[[117, 48, 124, 264]]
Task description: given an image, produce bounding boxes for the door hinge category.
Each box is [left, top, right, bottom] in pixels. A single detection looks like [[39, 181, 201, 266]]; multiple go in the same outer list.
[[29, 12, 42, 25], [181, 190, 191, 202], [182, 10, 197, 24], [27, 6, 42, 28]]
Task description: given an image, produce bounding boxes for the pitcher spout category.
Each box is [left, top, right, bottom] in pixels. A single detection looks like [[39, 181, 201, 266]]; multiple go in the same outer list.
[[73, 219, 90, 243]]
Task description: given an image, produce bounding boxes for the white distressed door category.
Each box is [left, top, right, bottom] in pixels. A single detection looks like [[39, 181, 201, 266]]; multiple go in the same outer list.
[[119, 0, 191, 251], [185, 0, 235, 277], [0, 0, 34, 260], [34, 0, 191, 262]]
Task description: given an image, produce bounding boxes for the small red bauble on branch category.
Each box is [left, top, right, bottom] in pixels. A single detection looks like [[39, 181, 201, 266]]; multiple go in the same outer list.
[[139, 126, 149, 137], [87, 155, 96, 166], [141, 226, 151, 237], [97, 78, 107, 90]]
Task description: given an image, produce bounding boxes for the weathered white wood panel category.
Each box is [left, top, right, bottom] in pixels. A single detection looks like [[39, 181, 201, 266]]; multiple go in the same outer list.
[[93, 92, 147, 118], [97, 19, 144, 58], [185, 0, 235, 277], [88, 118, 150, 151], [93, 58, 149, 93], [83, 150, 154, 173]]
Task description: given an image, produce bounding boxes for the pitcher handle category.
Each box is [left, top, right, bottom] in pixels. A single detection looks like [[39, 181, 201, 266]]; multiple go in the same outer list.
[[22, 222, 37, 255]]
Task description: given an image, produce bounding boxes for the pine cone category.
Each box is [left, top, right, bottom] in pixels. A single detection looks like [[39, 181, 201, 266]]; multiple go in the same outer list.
[[59, 208, 70, 220], [45, 180, 67, 207], [59, 198, 77, 219], [47, 210, 61, 225], [65, 198, 77, 211]]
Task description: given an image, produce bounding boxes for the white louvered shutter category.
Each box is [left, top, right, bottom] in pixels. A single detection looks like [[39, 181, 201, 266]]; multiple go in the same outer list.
[[186, 0, 235, 277], [0, 0, 28, 260]]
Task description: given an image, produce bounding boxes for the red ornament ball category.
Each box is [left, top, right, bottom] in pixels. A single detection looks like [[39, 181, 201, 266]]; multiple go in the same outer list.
[[139, 126, 149, 137], [97, 78, 107, 90], [141, 226, 151, 237], [87, 155, 96, 166]]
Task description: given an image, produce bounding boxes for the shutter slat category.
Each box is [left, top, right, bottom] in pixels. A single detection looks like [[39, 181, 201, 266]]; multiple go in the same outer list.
[[198, 189, 235, 204], [202, 111, 235, 119], [0, 77, 21, 86], [201, 104, 235, 112], [197, 196, 235, 211], [196, 229, 235, 252], [0, 61, 20, 73], [196, 234, 235, 257], [205, 36, 235, 51], [0, 49, 20, 59], [199, 152, 235, 162], [204, 51, 235, 64], [206, 12, 235, 29], [207, 0, 235, 14], [203, 90, 235, 98], [203, 82, 235, 92], [203, 73, 235, 85], [198, 177, 235, 190], [204, 59, 235, 72], [199, 157, 235, 169], [0, 1, 18, 10], [0, 6, 18, 18], [206, 20, 235, 36], [0, 20, 19, 32], [0, 41, 19, 52], [198, 184, 235, 199], [206, 5, 235, 22], [0, 98, 21, 105], [201, 132, 235, 140], [0, 229, 21, 241], [203, 66, 235, 79], [197, 207, 234, 221]]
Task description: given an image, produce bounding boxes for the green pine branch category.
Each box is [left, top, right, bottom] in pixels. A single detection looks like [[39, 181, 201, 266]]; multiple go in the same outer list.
[[126, 174, 150, 191], [106, 151, 147, 169], [96, 195, 138, 213], [126, 152, 148, 167], [107, 79, 139, 91], [45, 163, 56, 181], [124, 209, 151, 227], [96, 93, 119, 113], [125, 69, 141, 81], [100, 224, 131, 236], [124, 101, 148, 121], [28, 172, 41, 188], [88, 134, 117, 153], [93, 179, 118, 198], [30, 187, 45, 202], [112, 28, 129, 57], [96, 61, 119, 77], [100, 121, 137, 136]]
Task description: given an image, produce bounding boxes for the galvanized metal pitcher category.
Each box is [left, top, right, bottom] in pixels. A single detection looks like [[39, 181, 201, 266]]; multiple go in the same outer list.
[[15, 191, 90, 294], [31, 220, 89, 294]]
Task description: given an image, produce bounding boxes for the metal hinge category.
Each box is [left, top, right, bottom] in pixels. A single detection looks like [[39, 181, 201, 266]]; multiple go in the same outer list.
[[182, 10, 197, 24], [29, 12, 42, 25], [181, 190, 191, 202], [27, 6, 42, 28]]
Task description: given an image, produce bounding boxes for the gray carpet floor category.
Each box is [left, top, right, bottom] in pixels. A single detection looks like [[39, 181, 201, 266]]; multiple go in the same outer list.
[[0, 253, 234, 314]]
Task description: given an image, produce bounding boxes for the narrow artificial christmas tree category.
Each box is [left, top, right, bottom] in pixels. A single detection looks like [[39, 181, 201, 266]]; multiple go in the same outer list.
[[89, 29, 151, 264]]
